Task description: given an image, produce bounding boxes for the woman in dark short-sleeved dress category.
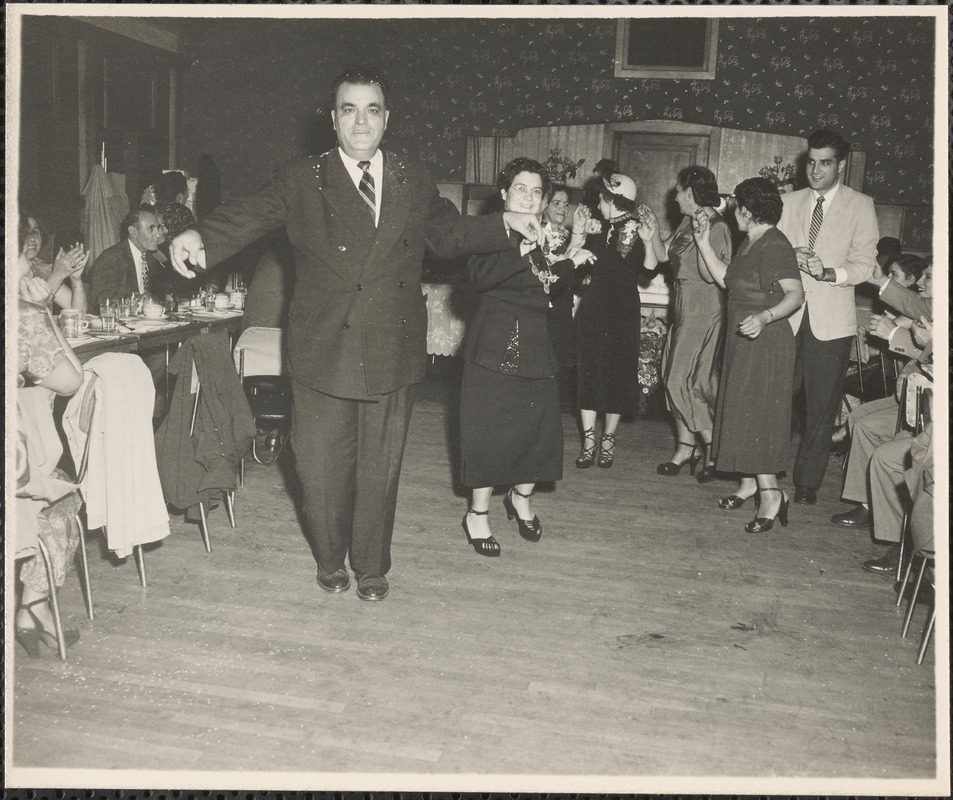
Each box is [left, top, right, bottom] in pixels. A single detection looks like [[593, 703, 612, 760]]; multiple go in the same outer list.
[[694, 177, 804, 533]]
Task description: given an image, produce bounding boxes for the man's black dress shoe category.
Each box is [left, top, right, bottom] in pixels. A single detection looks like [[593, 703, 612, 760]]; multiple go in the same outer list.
[[317, 569, 350, 593], [832, 505, 870, 528], [794, 486, 817, 505], [862, 544, 900, 574], [355, 572, 389, 601]]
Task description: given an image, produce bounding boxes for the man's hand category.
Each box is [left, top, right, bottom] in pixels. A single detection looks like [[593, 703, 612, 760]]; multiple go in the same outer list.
[[865, 269, 889, 289], [170, 229, 207, 279], [503, 211, 544, 244], [868, 313, 897, 341], [911, 316, 932, 348], [804, 252, 826, 279]]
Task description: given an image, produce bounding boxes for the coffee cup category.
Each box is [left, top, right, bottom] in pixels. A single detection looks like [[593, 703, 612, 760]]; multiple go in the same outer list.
[[142, 304, 165, 319], [59, 309, 90, 338], [229, 291, 245, 309], [214, 293, 230, 310]]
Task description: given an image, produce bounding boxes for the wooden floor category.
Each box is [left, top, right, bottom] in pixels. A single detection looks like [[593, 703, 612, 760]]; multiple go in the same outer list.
[[7, 366, 946, 793]]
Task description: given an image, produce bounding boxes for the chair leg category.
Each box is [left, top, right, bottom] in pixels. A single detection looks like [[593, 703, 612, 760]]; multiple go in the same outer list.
[[895, 510, 908, 585], [198, 502, 212, 553], [75, 514, 94, 620], [225, 491, 236, 529], [901, 555, 928, 638], [133, 544, 148, 588], [36, 536, 67, 661], [896, 543, 916, 609], [239, 456, 245, 488], [917, 605, 936, 664]]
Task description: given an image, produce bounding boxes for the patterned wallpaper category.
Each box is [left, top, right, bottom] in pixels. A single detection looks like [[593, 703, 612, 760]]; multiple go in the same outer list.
[[178, 15, 934, 207]]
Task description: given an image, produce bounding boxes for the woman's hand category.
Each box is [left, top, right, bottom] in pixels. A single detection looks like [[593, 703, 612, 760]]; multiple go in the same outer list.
[[911, 316, 932, 348], [571, 248, 596, 267], [637, 210, 657, 242], [571, 203, 590, 231], [691, 208, 710, 244], [20, 274, 54, 305], [51, 243, 89, 283], [737, 311, 768, 339]]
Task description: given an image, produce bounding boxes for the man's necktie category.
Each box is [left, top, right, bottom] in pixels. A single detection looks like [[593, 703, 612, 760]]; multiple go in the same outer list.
[[808, 195, 824, 250], [140, 253, 151, 294], [357, 160, 376, 223]]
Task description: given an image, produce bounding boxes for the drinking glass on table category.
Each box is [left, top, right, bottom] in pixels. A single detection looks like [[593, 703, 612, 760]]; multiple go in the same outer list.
[[100, 307, 117, 332]]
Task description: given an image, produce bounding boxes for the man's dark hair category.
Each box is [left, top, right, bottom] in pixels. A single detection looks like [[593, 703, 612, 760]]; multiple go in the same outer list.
[[155, 171, 188, 205], [332, 67, 389, 107], [807, 130, 850, 162], [122, 205, 156, 238]]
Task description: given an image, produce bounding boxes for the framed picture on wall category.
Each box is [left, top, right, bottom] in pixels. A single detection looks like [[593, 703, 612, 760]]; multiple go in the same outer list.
[[614, 19, 719, 80]]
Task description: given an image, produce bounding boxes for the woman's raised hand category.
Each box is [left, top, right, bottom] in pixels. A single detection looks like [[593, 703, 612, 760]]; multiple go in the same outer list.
[[691, 208, 710, 243], [637, 209, 657, 241], [52, 243, 89, 281], [572, 203, 590, 231]]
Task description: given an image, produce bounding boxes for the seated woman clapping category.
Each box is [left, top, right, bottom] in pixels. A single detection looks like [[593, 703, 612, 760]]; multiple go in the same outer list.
[[20, 212, 89, 313]]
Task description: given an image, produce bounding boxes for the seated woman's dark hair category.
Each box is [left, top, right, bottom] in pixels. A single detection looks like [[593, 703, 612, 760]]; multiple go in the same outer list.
[[885, 253, 926, 285], [155, 171, 188, 205], [497, 157, 552, 202], [677, 165, 720, 208], [734, 177, 783, 226], [593, 158, 638, 214]]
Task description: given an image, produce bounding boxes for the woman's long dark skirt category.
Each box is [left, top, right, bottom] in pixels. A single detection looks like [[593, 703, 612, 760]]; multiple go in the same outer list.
[[459, 362, 564, 489]]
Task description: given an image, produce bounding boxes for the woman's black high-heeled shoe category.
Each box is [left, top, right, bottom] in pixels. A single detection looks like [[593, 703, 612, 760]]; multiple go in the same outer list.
[[744, 488, 790, 533], [597, 432, 616, 468], [15, 598, 80, 659], [576, 427, 597, 469], [657, 442, 699, 476], [718, 489, 758, 510], [504, 487, 542, 542], [462, 510, 501, 557]]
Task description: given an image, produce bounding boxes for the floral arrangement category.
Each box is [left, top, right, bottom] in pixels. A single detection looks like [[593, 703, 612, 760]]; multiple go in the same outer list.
[[543, 148, 585, 184], [638, 312, 667, 403], [758, 156, 797, 188]]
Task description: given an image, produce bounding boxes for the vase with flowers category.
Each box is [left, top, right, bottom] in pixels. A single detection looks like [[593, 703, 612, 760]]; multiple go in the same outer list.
[[543, 148, 586, 184], [759, 156, 797, 193]]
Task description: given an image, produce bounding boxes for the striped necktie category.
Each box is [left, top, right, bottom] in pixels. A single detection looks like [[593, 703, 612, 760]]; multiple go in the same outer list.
[[140, 252, 151, 294], [357, 160, 376, 223], [808, 194, 824, 249]]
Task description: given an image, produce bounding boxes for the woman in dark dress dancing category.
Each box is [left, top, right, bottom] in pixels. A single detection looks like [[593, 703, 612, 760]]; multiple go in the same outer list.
[[574, 160, 659, 469], [694, 178, 804, 532], [459, 158, 595, 556]]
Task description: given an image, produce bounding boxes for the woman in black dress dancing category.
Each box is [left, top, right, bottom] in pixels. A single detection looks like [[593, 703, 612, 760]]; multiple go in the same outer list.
[[575, 160, 659, 469]]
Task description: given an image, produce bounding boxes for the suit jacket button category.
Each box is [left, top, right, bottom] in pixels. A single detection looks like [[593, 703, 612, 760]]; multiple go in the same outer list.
[[343, 322, 350, 329], [338, 245, 346, 252]]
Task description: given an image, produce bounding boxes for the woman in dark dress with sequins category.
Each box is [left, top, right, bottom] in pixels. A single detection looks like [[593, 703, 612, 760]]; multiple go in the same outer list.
[[459, 158, 594, 557]]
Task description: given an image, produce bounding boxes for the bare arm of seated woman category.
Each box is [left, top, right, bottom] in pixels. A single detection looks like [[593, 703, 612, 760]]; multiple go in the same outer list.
[[20, 271, 84, 395]]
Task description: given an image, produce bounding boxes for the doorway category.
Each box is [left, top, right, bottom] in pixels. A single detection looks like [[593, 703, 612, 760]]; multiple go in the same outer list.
[[613, 132, 711, 241]]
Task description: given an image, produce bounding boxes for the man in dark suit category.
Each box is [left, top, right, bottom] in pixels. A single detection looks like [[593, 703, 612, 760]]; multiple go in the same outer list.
[[777, 130, 879, 505], [170, 67, 542, 601], [90, 206, 170, 312]]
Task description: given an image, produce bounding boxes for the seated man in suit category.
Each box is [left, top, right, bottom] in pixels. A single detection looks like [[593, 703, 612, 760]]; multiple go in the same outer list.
[[90, 205, 170, 311], [831, 262, 932, 573]]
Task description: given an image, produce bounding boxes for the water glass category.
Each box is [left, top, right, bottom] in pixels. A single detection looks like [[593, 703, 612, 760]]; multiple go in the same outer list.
[[100, 308, 117, 333], [205, 294, 217, 312]]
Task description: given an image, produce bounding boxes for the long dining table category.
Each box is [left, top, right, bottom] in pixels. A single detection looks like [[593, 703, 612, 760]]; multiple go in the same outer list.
[[69, 309, 244, 363]]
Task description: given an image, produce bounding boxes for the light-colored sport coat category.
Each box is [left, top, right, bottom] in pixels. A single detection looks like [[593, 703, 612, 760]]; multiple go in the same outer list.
[[778, 183, 878, 340]]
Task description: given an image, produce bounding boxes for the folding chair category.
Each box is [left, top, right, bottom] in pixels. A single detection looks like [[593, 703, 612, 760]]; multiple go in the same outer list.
[[232, 326, 292, 486]]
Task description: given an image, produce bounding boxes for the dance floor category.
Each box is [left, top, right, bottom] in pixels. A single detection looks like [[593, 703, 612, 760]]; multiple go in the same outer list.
[[7, 367, 945, 793]]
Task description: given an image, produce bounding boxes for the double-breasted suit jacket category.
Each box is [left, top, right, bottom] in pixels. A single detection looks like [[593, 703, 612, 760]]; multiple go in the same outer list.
[[778, 184, 879, 339], [196, 150, 510, 399], [89, 241, 170, 313]]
